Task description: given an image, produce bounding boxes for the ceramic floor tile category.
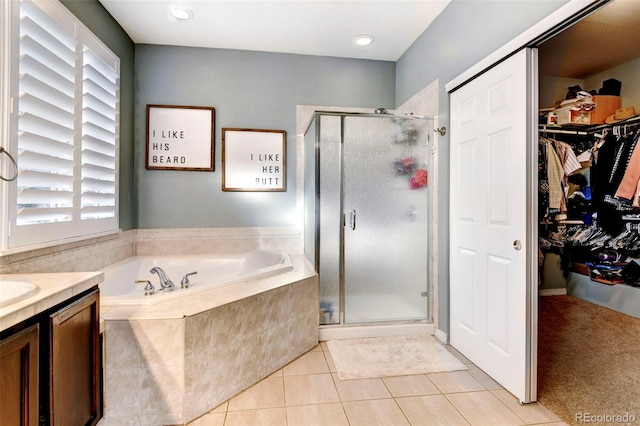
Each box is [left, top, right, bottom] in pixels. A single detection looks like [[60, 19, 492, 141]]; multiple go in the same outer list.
[[342, 399, 410, 426], [310, 344, 323, 352], [323, 348, 337, 373], [180, 343, 567, 426], [396, 395, 471, 426], [331, 373, 391, 401], [444, 345, 473, 364], [227, 377, 284, 411], [268, 369, 283, 378], [186, 411, 226, 426], [224, 407, 286, 426], [211, 401, 227, 412], [466, 364, 503, 390], [446, 391, 525, 426], [286, 403, 349, 426], [382, 374, 440, 397], [491, 389, 562, 424], [427, 370, 486, 393], [284, 373, 340, 406], [283, 350, 330, 376]]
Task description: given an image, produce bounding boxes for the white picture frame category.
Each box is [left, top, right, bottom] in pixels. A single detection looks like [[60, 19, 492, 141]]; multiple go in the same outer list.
[[146, 105, 215, 171], [222, 128, 286, 191]]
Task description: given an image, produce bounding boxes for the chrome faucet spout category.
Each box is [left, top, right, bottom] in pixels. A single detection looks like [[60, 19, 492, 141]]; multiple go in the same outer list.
[[150, 267, 175, 292]]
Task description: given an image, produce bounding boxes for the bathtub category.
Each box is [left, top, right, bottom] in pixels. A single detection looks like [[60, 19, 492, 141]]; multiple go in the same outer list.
[[100, 252, 318, 424], [100, 249, 293, 307]]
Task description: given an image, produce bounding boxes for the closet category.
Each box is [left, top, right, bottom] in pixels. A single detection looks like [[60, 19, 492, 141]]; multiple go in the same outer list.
[[537, 0, 640, 319], [534, 3, 640, 417]]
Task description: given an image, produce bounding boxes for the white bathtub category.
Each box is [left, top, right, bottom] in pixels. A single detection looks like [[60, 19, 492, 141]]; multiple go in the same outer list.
[[100, 250, 293, 307]]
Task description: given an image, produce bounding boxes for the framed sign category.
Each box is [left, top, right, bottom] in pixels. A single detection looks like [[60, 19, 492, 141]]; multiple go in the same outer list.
[[222, 128, 286, 191], [146, 105, 215, 171]]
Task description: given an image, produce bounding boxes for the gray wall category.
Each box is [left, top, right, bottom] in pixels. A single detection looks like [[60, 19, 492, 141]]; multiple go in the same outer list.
[[396, 0, 569, 332], [135, 45, 395, 228], [61, 0, 136, 230], [63, 0, 577, 333]]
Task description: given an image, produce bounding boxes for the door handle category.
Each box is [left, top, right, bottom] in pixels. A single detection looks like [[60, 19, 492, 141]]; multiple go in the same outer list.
[[348, 209, 356, 230], [513, 240, 522, 250]]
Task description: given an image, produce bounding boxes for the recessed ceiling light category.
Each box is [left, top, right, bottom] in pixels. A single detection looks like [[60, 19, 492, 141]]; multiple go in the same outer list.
[[170, 7, 193, 20], [354, 34, 375, 46]]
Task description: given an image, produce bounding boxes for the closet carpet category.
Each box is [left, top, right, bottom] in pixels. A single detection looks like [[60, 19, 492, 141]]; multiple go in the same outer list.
[[537, 294, 640, 425]]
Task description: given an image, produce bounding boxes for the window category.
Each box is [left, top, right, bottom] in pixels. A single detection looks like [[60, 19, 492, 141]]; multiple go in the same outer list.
[[1, 0, 119, 250]]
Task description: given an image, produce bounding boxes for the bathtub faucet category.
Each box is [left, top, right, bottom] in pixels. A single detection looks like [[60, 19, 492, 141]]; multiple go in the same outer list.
[[181, 272, 197, 289], [149, 267, 175, 292]]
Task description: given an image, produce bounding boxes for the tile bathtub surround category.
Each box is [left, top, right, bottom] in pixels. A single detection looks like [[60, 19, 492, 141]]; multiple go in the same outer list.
[[187, 343, 566, 426], [134, 227, 302, 256], [0, 230, 135, 274], [0, 226, 302, 274], [102, 276, 319, 425]]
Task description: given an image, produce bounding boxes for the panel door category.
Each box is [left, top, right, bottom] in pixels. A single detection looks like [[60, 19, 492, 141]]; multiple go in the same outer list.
[[449, 48, 537, 403], [0, 324, 39, 426], [50, 289, 101, 425]]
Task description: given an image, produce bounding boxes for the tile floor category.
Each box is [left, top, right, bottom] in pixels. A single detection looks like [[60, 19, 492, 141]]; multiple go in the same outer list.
[[188, 341, 567, 426]]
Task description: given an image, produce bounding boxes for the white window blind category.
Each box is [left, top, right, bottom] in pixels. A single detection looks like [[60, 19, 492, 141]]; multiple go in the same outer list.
[[81, 49, 118, 221], [17, 0, 77, 227], [4, 0, 120, 249]]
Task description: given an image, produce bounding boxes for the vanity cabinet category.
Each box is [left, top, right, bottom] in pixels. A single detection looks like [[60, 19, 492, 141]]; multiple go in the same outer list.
[[0, 286, 101, 426], [0, 324, 39, 426], [49, 289, 101, 425]]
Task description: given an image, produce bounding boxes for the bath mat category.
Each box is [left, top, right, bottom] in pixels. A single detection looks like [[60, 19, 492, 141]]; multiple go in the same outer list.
[[327, 334, 467, 380]]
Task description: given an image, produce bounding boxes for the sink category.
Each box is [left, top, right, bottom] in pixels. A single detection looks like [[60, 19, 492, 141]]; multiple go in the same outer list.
[[0, 280, 40, 308]]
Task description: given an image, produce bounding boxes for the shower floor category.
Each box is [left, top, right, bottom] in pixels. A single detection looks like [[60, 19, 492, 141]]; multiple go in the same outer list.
[[345, 293, 427, 323]]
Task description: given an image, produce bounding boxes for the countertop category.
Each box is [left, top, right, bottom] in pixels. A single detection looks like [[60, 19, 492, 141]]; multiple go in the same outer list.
[[0, 272, 104, 332]]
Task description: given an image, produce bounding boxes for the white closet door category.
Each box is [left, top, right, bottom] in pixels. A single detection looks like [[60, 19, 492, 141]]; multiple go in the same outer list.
[[449, 48, 537, 403]]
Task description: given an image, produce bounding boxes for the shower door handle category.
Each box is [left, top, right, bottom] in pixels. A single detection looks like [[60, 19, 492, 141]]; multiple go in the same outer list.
[[348, 209, 356, 230]]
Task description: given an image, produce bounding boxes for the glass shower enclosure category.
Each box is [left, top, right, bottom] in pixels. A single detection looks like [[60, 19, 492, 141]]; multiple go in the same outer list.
[[304, 112, 432, 326]]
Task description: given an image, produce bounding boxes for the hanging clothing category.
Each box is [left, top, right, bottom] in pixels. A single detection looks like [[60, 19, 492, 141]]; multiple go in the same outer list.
[[553, 140, 582, 178], [615, 131, 640, 201], [539, 141, 550, 221], [591, 131, 634, 234], [545, 139, 566, 216]]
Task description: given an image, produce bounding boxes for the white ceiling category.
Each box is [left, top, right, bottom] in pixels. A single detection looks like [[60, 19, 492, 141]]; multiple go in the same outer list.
[[98, 0, 451, 61]]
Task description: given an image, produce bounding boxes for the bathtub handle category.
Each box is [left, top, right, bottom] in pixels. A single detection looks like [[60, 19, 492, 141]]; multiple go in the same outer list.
[[181, 272, 198, 289], [135, 280, 155, 296]]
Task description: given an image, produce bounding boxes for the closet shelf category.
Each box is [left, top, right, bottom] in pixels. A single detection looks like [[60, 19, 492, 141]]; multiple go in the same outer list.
[[539, 115, 640, 134]]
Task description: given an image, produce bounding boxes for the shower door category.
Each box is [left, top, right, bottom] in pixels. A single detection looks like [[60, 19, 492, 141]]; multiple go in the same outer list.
[[342, 115, 430, 323]]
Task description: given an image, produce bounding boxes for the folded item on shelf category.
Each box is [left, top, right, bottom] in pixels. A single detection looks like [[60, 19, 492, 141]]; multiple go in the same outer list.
[[599, 78, 622, 96], [586, 262, 627, 285]]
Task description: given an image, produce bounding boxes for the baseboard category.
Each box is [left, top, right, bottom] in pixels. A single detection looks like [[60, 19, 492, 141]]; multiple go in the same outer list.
[[434, 328, 448, 344], [318, 323, 434, 341], [539, 288, 567, 296]]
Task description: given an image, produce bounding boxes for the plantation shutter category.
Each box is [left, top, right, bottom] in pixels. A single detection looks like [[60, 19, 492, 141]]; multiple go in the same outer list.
[[16, 0, 77, 228], [6, 0, 120, 248], [81, 49, 118, 221]]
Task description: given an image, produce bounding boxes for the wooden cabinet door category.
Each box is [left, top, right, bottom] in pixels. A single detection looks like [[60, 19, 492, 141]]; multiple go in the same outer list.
[[0, 324, 39, 426], [50, 289, 101, 426]]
